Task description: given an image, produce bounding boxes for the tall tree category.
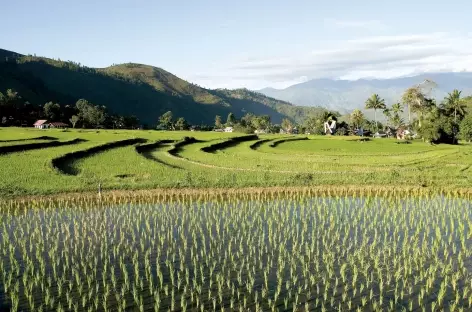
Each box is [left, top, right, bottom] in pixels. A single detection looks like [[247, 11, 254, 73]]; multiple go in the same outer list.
[[240, 113, 255, 127], [158, 111, 174, 130], [384, 103, 404, 128], [214, 115, 222, 129], [401, 79, 437, 127], [175, 117, 188, 130], [460, 114, 472, 142], [281, 118, 293, 132], [75, 99, 106, 128], [442, 89, 466, 123], [43, 102, 61, 120], [252, 115, 271, 130], [364, 94, 386, 131], [226, 112, 236, 126], [350, 109, 364, 129], [69, 115, 79, 128], [391, 103, 403, 115]]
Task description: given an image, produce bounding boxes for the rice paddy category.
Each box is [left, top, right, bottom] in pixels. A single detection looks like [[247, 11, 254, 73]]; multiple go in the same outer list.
[[1, 128, 472, 310], [0, 127, 472, 197], [1, 191, 472, 311]]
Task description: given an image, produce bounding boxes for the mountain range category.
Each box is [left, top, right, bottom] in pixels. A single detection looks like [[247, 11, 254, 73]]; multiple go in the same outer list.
[[2, 47, 471, 126], [0, 48, 326, 126], [259, 73, 472, 114]]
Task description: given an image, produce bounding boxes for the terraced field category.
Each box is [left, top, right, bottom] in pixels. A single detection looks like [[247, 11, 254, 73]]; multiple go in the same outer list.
[[0, 127, 471, 197]]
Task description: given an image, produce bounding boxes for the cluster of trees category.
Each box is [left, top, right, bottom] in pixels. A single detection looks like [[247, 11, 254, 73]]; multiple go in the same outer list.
[[156, 111, 285, 133], [0, 88, 140, 129], [354, 81, 472, 143], [156, 111, 190, 131], [215, 112, 278, 133]]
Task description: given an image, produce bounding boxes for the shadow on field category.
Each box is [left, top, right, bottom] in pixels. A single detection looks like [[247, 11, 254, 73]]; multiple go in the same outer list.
[[249, 139, 273, 150], [201, 135, 258, 153], [52, 138, 147, 175], [0, 135, 58, 143], [167, 137, 202, 156], [135, 140, 183, 169], [0, 138, 85, 155], [269, 137, 308, 147]]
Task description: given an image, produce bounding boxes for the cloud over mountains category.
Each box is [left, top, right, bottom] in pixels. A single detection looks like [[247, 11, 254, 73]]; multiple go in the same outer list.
[[192, 31, 472, 90]]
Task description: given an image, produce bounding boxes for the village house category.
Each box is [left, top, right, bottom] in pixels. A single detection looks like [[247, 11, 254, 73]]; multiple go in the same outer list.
[[48, 122, 69, 129], [33, 120, 69, 129], [33, 120, 48, 129]]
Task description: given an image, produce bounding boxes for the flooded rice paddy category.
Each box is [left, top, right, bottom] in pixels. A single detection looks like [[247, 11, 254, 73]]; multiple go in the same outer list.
[[1, 194, 472, 311]]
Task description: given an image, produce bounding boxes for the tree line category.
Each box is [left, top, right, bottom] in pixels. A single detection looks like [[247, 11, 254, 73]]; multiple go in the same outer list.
[[0, 89, 140, 129], [2, 81, 472, 144], [354, 81, 472, 143]]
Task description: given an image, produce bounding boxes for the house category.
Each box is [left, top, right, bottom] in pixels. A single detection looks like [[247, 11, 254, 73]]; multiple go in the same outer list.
[[33, 120, 48, 129], [373, 131, 387, 138], [48, 122, 68, 129], [254, 129, 267, 134], [280, 127, 298, 135], [224, 127, 233, 133]]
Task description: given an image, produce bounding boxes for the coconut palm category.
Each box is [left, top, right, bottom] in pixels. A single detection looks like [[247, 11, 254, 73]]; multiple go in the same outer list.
[[391, 103, 403, 115], [382, 108, 391, 127], [364, 94, 386, 131], [350, 109, 364, 129], [442, 89, 466, 123]]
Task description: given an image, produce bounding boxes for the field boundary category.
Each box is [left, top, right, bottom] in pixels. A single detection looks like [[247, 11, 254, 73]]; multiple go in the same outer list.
[[269, 136, 308, 147], [167, 137, 201, 156], [200, 135, 258, 153], [135, 140, 182, 169], [249, 139, 273, 150], [51, 138, 147, 175], [0, 138, 86, 155]]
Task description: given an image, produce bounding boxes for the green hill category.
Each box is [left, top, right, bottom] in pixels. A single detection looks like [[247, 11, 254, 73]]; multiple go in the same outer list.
[[0, 49, 327, 125]]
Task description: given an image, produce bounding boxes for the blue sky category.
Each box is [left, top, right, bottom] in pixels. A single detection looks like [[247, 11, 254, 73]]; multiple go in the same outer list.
[[1, 0, 471, 89]]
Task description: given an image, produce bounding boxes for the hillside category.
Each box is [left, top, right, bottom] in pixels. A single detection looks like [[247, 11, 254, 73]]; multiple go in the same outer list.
[[0, 49, 324, 125], [259, 73, 472, 113]]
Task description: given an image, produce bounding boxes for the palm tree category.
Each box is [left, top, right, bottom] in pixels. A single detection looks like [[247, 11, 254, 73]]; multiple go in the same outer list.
[[383, 108, 391, 127], [443, 89, 466, 123], [364, 94, 386, 131], [350, 109, 364, 129], [391, 103, 403, 115], [388, 103, 405, 128]]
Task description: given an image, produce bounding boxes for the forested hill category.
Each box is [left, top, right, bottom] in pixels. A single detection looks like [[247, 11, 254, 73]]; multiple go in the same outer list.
[[0, 49, 327, 125]]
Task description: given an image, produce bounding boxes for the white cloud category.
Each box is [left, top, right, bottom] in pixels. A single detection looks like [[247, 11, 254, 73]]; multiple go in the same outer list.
[[189, 32, 472, 89]]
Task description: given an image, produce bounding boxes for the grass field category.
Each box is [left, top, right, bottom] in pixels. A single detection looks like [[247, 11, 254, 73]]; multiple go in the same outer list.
[[0, 127, 471, 197]]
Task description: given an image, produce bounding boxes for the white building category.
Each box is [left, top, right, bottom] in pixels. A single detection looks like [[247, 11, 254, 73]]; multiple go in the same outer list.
[[33, 120, 48, 129]]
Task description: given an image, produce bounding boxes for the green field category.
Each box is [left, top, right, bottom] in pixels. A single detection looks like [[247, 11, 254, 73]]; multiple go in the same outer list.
[[1, 127, 472, 311], [0, 127, 471, 198]]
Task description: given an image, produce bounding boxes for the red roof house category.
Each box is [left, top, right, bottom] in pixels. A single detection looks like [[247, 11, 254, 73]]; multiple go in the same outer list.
[[33, 120, 48, 129]]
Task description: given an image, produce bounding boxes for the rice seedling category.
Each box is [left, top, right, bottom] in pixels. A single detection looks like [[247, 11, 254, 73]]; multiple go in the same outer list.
[[0, 190, 471, 310]]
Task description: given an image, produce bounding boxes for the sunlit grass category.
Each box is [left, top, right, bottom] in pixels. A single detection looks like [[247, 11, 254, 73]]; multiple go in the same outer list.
[[1, 127, 471, 197]]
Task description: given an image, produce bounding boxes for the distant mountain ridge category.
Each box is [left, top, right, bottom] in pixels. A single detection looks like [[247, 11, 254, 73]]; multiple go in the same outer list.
[[0, 48, 326, 125], [258, 73, 472, 113]]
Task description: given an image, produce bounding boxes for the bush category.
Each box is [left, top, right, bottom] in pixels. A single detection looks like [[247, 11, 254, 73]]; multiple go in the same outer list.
[[418, 115, 457, 144], [460, 114, 472, 142]]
